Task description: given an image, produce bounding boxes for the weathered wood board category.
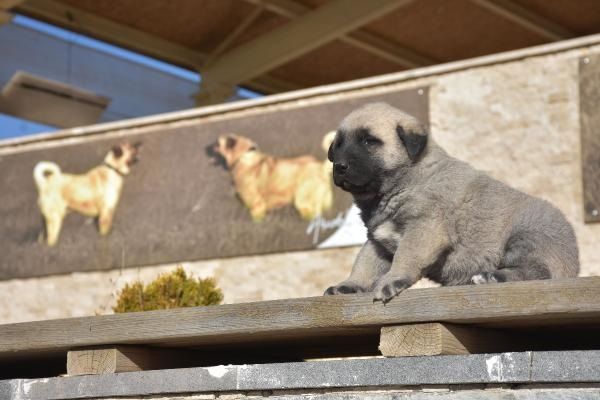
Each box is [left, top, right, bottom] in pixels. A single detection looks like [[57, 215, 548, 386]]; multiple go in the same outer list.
[[0, 278, 599, 363], [379, 323, 529, 357], [579, 55, 600, 223], [66, 346, 195, 375], [0, 87, 428, 279]]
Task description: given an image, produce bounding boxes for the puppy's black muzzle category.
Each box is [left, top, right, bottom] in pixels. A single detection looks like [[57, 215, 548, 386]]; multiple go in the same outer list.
[[333, 162, 348, 175], [205, 143, 227, 169]]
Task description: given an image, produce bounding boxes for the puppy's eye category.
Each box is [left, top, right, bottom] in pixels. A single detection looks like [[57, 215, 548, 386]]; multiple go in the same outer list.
[[363, 137, 381, 146]]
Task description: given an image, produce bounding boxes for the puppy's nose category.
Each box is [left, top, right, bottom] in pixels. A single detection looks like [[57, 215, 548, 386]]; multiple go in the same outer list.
[[334, 162, 348, 174]]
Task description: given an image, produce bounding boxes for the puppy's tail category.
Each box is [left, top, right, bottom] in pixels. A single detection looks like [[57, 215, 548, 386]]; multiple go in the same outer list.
[[33, 161, 61, 189]]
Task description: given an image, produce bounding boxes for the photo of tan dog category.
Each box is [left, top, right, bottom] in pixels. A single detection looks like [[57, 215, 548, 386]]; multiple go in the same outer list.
[[209, 133, 335, 222], [33, 142, 141, 246]]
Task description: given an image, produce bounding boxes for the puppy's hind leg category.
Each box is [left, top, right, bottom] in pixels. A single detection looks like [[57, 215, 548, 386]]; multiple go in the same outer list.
[[98, 207, 116, 235], [237, 186, 267, 222], [324, 240, 390, 295], [471, 232, 551, 284], [43, 208, 66, 246]]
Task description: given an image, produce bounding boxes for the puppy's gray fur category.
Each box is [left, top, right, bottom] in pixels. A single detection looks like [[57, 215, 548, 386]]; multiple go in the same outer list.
[[324, 102, 579, 303]]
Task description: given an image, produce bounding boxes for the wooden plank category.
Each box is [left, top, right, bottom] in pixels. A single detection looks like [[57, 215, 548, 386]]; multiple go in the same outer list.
[[15, 0, 296, 95], [580, 55, 600, 223], [66, 346, 192, 375], [379, 323, 523, 357], [0, 278, 599, 361], [18, 0, 203, 67], [342, 31, 436, 69], [0, 9, 12, 24], [245, 0, 437, 68], [0, 0, 22, 9], [0, 0, 21, 24], [200, 0, 413, 95], [203, 4, 265, 67], [471, 0, 574, 42]]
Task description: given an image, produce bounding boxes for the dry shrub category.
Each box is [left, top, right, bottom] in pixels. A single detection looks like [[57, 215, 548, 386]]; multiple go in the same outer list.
[[113, 267, 223, 313]]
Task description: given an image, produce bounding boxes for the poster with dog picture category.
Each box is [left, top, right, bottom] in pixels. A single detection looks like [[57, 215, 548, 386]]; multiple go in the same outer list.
[[0, 87, 428, 279]]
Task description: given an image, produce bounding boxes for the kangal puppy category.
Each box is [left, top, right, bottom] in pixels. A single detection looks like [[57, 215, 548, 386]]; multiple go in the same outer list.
[[324, 102, 579, 303]]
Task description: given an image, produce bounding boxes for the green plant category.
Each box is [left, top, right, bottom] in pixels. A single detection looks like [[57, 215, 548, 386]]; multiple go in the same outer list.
[[113, 267, 224, 313]]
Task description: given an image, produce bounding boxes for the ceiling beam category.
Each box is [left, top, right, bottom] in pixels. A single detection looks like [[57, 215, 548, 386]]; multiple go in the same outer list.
[[0, 0, 23, 8], [241, 74, 302, 94], [471, 0, 575, 42], [17, 0, 204, 66], [199, 0, 413, 103], [0, 0, 23, 24], [0, 10, 12, 24], [246, 0, 436, 68], [14, 0, 298, 96], [204, 5, 264, 67]]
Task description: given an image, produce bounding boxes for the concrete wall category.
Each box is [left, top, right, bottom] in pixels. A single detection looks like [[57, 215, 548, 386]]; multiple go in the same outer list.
[[4, 351, 600, 399], [1, 37, 599, 324]]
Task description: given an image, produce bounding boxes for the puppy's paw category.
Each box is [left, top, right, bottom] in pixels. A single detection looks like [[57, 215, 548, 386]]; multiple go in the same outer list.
[[323, 282, 366, 296], [372, 276, 411, 304], [471, 272, 498, 285]]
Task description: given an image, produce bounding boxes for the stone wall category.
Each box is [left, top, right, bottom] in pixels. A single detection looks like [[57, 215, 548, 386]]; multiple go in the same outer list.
[[1, 40, 599, 324], [5, 351, 600, 399]]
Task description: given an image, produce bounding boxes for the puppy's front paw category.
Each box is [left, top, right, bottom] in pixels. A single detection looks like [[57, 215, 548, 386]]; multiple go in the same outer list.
[[373, 276, 411, 303], [471, 272, 498, 285], [323, 282, 365, 295]]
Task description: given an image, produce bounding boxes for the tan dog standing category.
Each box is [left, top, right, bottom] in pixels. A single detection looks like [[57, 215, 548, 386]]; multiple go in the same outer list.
[[33, 142, 141, 246], [211, 133, 335, 222]]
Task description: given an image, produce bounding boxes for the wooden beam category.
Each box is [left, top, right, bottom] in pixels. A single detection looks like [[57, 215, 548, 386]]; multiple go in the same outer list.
[[342, 31, 435, 69], [194, 81, 237, 106], [14, 0, 296, 95], [0, 0, 23, 8], [247, 0, 437, 68], [243, 74, 303, 94], [199, 0, 413, 102], [471, 0, 575, 42], [0, 9, 12, 24], [204, 5, 265, 67], [0, 277, 599, 361], [0, 0, 22, 24], [379, 323, 524, 357], [17, 0, 203, 66], [67, 346, 194, 375]]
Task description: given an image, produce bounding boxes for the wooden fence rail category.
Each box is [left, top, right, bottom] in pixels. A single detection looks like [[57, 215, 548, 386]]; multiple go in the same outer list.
[[1, 277, 600, 378]]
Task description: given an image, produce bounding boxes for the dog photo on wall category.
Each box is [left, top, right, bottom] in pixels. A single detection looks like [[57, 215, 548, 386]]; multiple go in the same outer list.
[[0, 87, 428, 280], [33, 142, 141, 246], [208, 132, 336, 222]]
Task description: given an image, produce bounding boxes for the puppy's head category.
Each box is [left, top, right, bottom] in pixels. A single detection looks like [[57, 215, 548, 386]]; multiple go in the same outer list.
[[104, 141, 142, 175], [328, 102, 428, 198], [210, 134, 258, 169]]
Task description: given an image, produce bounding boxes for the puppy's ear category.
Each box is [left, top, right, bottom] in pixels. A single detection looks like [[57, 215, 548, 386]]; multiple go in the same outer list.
[[327, 142, 335, 162], [225, 136, 236, 149], [327, 131, 340, 162], [396, 124, 427, 161], [112, 146, 123, 158]]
